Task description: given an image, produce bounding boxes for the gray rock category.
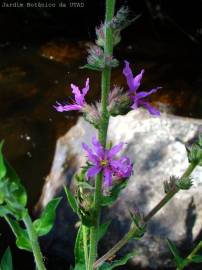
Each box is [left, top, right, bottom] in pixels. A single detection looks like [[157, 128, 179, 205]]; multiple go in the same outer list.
[[38, 109, 202, 269]]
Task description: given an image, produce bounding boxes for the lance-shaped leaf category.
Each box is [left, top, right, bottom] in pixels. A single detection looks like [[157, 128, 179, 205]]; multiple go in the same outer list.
[[74, 226, 85, 268], [0, 141, 6, 179], [191, 255, 202, 263], [99, 252, 136, 270], [5, 216, 32, 252], [64, 186, 78, 213], [4, 160, 27, 208], [97, 221, 111, 242], [0, 247, 13, 270], [33, 197, 61, 237], [167, 239, 184, 267]]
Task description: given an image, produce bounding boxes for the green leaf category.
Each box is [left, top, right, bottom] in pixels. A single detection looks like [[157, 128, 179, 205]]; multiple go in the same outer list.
[[74, 264, 85, 270], [101, 181, 128, 206], [33, 197, 61, 237], [5, 216, 32, 252], [191, 255, 202, 263], [97, 221, 111, 242], [0, 247, 13, 270], [74, 227, 85, 266], [4, 160, 27, 207], [167, 239, 184, 267], [0, 141, 6, 180], [99, 252, 136, 270], [0, 206, 12, 217], [64, 186, 78, 213], [80, 64, 102, 71]]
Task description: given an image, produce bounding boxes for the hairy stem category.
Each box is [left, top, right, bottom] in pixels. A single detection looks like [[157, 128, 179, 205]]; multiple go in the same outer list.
[[23, 213, 46, 270], [88, 0, 116, 269], [94, 163, 197, 268]]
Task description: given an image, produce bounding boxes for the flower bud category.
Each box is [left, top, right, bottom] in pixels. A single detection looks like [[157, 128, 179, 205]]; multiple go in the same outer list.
[[186, 134, 202, 166], [176, 177, 193, 190], [164, 176, 177, 194], [108, 86, 131, 116], [82, 103, 102, 129]]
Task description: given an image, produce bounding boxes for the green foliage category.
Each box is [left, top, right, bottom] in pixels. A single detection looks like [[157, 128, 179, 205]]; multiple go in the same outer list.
[[168, 239, 202, 269], [191, 255, 202, 263], [0, 247, 13, 270], [64, 186, 78, 213], [167, 239, 186, 268], [97, 221, 111, 242], [0, 141, 6, 179], [98, 252, 136, 270], [80, 64, 103, 71], [5, 216, 32, 252], [0, 147, 27, 219], [33, 197, 61, 237], [74, 226, 85, 270], [101, 180, 128, 206]]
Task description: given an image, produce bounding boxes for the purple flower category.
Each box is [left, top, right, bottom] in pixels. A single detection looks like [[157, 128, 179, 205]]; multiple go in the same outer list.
[[123, 61, 161, 116], [82, 137, 133, 187], [54, 78, 89, 112]]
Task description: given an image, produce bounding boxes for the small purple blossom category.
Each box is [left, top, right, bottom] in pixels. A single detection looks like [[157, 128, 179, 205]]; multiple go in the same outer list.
[[82, 137, 133, 188], [54, 78, 89, 112], [123, 61, 161, 116]]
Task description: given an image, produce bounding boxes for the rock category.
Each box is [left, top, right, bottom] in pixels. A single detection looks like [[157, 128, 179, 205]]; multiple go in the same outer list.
[[38, 109, 202, 269]]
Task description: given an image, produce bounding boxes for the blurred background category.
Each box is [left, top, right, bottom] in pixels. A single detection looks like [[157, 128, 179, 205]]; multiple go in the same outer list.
[[0, 0, 202, 269]]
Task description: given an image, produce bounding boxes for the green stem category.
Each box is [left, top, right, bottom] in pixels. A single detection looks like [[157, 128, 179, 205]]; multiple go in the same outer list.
[[88, 1, 116, 269], [187, 241, 202, 259], [23, 213, 46, 270], [82, 225, 89, 270], [94, 163, 197, 269]]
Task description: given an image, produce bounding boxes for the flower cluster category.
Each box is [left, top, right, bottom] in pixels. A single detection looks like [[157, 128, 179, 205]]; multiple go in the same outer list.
[[54, 61, 161, 188], [82, 137, 133, 188]]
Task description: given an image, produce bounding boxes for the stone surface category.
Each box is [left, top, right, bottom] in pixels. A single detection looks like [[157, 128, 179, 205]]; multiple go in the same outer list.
[[38, 110, 202, 269]]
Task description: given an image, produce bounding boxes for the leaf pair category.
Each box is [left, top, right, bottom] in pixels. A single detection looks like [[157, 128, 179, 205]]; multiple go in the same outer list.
[[167, 239, 202, 269]]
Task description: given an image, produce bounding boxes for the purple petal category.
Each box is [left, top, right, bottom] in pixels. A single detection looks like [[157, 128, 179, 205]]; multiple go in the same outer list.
[[70, 83, 84, 106], [141, 101, 160, 116], [87, 165, 102, 179], [107, 143, 124, 159], [82, 78, 90, 96], [123, 61, 134, 91], [103, 167, 113, 187], [123, 61, 144, 93], [132, 69, 144, 92], [130, 100, 138, 110], [61, 104, 82, 111], [92, 136, 105, 159], [53, 102, 64, 112], [111, 156, 133, 178], [135, 87, 161, 99], [82, 143, 99, 164]]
